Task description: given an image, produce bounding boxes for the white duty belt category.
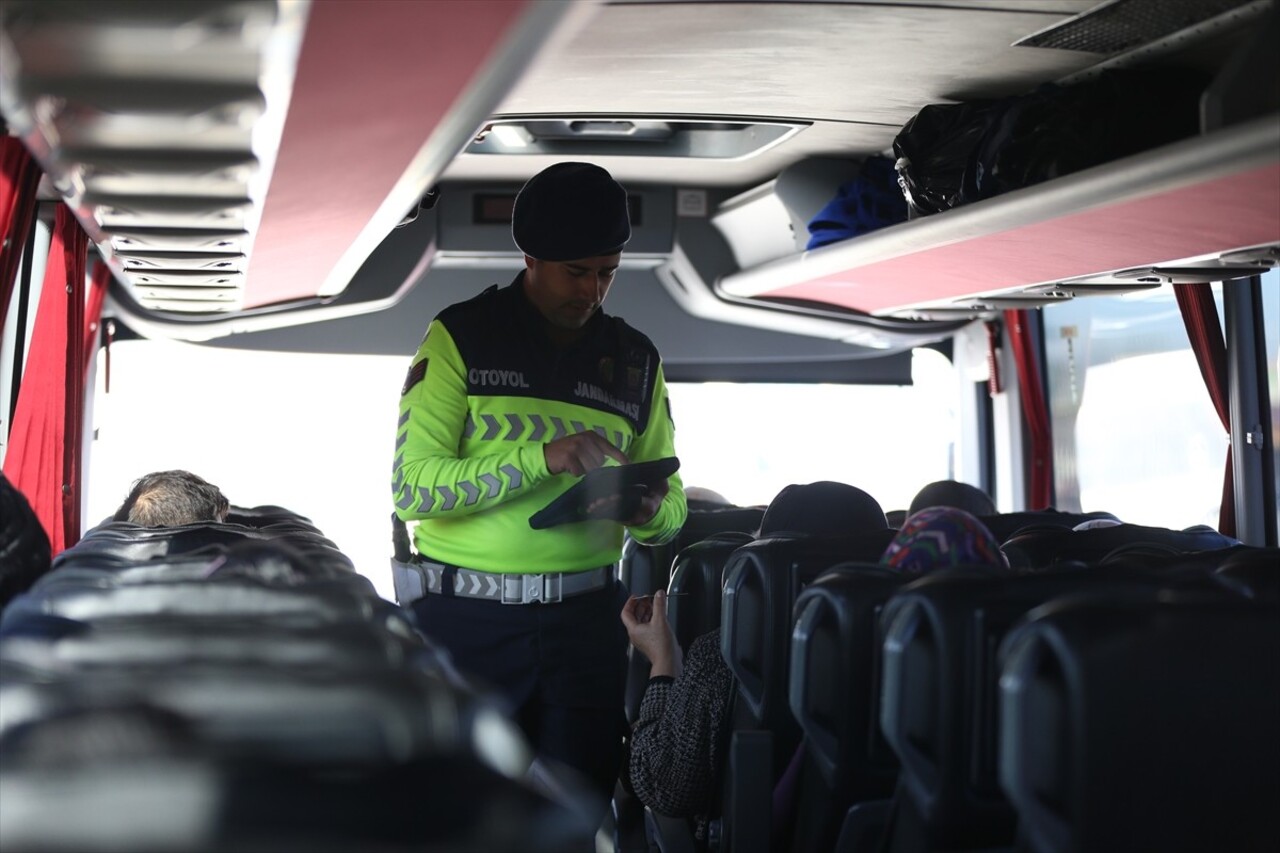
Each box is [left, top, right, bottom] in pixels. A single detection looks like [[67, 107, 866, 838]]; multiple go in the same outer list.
[[391, 558, 614, 606]]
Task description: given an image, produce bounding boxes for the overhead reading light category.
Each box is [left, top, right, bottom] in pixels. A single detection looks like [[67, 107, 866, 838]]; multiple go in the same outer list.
[[490, 123, 533, 148], [467, 116, 805, 159]]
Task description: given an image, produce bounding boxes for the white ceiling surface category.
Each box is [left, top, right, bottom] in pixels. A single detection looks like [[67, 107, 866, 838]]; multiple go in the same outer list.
[[443, 0, 1105, 187]]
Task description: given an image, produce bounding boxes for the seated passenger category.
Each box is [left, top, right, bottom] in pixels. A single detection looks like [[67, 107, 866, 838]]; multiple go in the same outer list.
[[769, 505, 1008, 841], [620, 481, 887, 843], [879, 505, 1007, 574], [1, 472, 52, 608], [908, 479, 996, 518], [112, 470, 230, 527], [624, 502, 1006, 842]]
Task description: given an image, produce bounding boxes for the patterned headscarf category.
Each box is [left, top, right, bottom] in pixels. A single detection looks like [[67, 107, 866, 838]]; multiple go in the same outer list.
[[880, 506, 1005, 574]]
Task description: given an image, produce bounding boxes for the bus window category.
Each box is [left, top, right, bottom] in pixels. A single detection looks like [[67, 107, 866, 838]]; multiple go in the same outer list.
[[665, 347, 958, 513], [86, 343, 957, 597], [1042, 284, 1228, 528], [1263, 268, 1279, 534], [86, 339, 407, 601]]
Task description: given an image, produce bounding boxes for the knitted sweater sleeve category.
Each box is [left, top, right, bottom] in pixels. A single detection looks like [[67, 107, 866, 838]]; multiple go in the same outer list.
[[628, 630, 735, 818]]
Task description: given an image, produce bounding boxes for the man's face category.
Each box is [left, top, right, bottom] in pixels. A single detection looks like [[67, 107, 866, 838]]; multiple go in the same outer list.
[[524, 253, 621, 331]]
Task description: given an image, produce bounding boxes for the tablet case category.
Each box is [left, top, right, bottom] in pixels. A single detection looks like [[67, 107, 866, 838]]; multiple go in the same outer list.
[[528, 457, 681, 530]]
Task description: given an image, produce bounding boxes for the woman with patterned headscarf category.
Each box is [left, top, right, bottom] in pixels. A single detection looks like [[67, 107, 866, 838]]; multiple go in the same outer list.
[[880, 505, 1007, 573]]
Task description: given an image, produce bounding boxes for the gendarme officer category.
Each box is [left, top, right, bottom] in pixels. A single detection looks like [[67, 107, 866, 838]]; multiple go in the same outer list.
[[391, 162, 687, 805]]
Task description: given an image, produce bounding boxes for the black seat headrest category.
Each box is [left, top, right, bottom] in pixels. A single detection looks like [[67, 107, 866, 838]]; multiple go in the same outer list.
[[999, 593, 1280, 853]]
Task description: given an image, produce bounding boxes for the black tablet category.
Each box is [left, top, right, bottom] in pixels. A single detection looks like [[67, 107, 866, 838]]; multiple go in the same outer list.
[[528, 457, 681, 530]]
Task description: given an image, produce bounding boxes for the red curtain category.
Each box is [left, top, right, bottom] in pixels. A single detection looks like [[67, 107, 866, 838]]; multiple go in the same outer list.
[[1173, 283, 1235, 538], [0, 137, 42, 332], [2, 205, 95, 553], [1004, 309, 1054, 510]]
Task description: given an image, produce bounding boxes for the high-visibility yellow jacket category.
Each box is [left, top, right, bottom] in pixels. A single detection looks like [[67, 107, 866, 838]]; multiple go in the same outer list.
[[393, 275, 686, 573]]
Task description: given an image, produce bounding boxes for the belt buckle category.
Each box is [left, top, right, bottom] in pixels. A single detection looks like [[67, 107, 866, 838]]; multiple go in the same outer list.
[[521, 573, 547, 604]]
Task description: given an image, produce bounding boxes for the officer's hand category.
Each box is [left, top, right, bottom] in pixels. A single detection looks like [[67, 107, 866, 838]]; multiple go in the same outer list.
[[622, 478, 669, 527], [621, 590, 681, 679], [583, 479, 669, 526], [544, 431, 629, 477]]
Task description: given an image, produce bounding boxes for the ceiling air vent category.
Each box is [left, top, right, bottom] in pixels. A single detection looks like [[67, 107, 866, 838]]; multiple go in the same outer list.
[[1015, 0, 1260, 54]]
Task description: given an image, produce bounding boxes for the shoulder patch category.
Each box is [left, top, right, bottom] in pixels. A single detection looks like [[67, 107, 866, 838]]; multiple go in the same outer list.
[[401, 358, 428, 396]]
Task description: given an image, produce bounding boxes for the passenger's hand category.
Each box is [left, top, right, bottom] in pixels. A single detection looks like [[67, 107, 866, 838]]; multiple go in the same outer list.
[[621, 590, 682, 679], [543, 431, 629, 477]]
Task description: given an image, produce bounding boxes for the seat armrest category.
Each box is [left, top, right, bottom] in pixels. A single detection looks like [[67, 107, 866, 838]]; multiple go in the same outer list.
[[724, 730, 772, 853]]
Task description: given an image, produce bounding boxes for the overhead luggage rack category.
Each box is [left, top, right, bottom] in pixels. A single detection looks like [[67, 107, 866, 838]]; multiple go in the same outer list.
[[0, 0, 583, 319], [718, 115, 1280, 319], [0, 0, 303, 315]]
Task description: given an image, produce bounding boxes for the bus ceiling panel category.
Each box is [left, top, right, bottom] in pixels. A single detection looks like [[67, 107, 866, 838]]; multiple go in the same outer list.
[[718, 115, 1280, 317], [442, 0, 1104, 189]]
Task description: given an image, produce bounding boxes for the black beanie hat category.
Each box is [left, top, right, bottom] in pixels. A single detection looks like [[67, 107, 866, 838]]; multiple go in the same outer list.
[[512, 162, 631, 261], [759, 481, 887, 538], [908, 479, 996, 517]]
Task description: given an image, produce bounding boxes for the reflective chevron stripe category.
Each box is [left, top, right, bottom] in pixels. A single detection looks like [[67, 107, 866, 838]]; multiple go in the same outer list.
[[500, 464, 523, 490], [397, 485, 433, 512], [393, 559, 614, 604], [460, 411, 628, 445], [479, 472, 502, 498]]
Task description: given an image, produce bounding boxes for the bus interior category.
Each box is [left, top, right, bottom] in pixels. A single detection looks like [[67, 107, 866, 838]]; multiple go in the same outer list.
[[0, 1, 1277, 851]]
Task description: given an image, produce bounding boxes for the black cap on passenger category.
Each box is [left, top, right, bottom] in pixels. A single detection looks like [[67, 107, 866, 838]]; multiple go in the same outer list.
[[512, 162, 631, 261], [908, 479, 996, 518], [759, 481, 887, 538]]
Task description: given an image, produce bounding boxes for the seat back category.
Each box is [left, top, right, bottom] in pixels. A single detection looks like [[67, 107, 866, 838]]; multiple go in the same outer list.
[[716, 530, 895, 853], [620, 505, 765, 597], [667, 531, 754, 652], [786, 563, 912, 852], [977, 509, 1117, 543], [878, 567, 1115, 851], [723, 531, 896, 732], [1212, 546, 1280, 602], [1, 574, 394, 627], [999, 590, 1280, 853], [56, 519, 353, 575], [621, 507, 763, 725], [0, 505, 593, 851], [1001, 522, 1238, 571]]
